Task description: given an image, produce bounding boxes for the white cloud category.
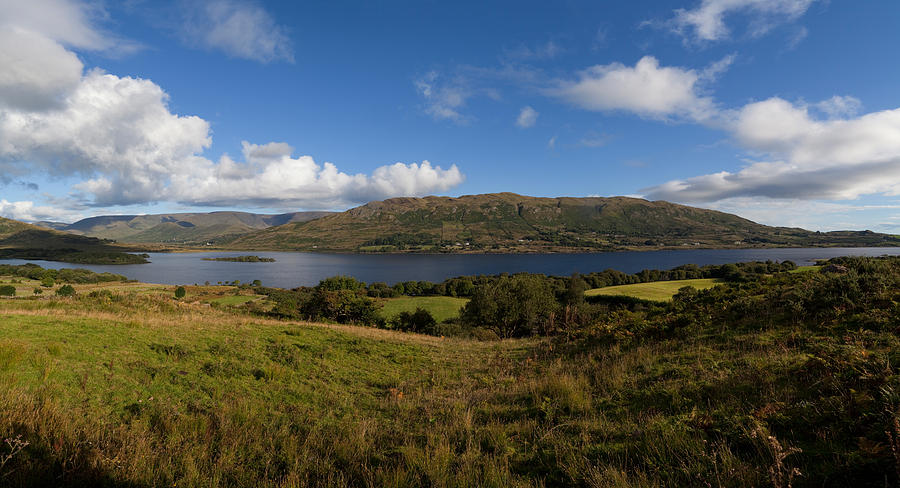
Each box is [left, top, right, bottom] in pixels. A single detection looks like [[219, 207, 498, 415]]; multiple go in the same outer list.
[[703, 197, 900, 232], [0, 0, 118, 51], [643, 97, 900, 202], [0, 27, 84, 111], [814, 95, 862, 119], [168, 147, 464, 209], [183, 0, 293, 63], [670, 0, 818, 42], [0, 199, 81, 222], [415, 71, 472, 122], [516, 106, 538, 128], [0, 15, 464, 211], [551, 56, 718, 122], [547, 136, 557, 149]]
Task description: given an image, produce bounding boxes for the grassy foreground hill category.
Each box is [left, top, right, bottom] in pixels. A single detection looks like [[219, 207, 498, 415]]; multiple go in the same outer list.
[[227, 193, 900, 252], [35, 211, 332, 245], [0, 217, 149, 264], [1, 257, 899, 486]]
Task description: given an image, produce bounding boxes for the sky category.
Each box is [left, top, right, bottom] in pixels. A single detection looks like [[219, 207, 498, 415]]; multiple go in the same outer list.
[[1, 0, 899, 232]]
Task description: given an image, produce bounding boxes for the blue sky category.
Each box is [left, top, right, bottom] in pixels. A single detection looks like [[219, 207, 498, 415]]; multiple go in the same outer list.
[[1, 0, 899, 232]]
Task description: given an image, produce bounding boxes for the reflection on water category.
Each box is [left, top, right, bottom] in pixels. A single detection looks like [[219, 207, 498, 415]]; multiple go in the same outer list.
[[3, 247, 900, 288]]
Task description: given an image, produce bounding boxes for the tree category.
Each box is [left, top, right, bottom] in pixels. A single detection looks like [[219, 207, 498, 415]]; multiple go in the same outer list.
[[394, 308, 437, 333], [174, 286, 186, 299], [462, 274, 558, 338], [56, 285, 76, 297], [0, 285, 15, 297]]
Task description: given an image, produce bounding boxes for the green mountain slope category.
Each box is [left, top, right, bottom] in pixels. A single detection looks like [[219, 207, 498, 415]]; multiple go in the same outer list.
[[36, 211, 332, 245], [227, 193, 900, 252], [0, 217, 149, 264]]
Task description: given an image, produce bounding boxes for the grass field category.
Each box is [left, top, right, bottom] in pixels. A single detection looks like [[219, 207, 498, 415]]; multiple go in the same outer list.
[[209, 294, 264, 306], [585, 278, 720, 301], [1, 263, 898, 486], [378, 295, 469, 322]]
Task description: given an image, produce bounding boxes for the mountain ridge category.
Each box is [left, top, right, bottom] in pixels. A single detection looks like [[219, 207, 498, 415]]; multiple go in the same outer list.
[[226, 193, 900, 252]]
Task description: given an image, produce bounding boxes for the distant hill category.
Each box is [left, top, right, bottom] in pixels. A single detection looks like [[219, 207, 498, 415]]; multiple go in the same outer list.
[[0, 217, 148, 264], [35, 211, 332, 245], [227, 193, 900, 252]]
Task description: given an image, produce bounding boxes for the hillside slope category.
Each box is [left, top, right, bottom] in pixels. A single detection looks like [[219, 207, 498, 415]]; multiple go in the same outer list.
[[228, 193, 900, 252], [0, 216, 149, 264], [36, 211, 332, 245]]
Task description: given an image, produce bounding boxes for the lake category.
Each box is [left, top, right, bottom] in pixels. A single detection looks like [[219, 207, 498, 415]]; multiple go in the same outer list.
[[3, 247, 900, 288]]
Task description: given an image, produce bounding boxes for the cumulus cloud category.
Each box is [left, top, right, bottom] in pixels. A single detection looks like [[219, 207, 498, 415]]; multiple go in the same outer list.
[[670, 0, 818, 42], [0, 199, 82, 222], [0, 10, 464, 211], [0, 0, 125, 51], [643, 97, 900, 202], [168, 144, 464, 209], [551, 56, 718, 122], [516, 106, 538, 128], [182, 0, 294, 63]]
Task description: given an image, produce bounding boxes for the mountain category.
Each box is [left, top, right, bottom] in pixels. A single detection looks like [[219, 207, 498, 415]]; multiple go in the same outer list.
[[227, 193, 900, 252], [0, 217, 149, 264], [35, 211, 332, 245]]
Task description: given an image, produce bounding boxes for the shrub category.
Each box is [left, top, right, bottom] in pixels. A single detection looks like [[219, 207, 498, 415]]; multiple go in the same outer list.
[[393, 308, 437, 333], [55, 285, 76, 297], [33, 287, 42, 295], [40, 276, 55, 288], [174, 286, 186, 299], [0, 285, 16, 296]]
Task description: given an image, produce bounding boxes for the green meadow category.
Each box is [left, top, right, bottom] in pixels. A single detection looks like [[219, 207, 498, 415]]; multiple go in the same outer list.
[[378, 296, 469, 322], [585, 278, 721, 301]]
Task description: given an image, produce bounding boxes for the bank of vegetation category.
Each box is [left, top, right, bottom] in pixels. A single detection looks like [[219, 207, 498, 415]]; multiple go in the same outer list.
[[202, 255, 276, 262], [0, 256, 898, 486]]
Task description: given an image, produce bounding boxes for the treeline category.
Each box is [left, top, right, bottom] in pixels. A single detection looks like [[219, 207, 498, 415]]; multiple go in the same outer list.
[[0, 249, 149, 264], [249, 260, 798, 338], [0, 263, 128, 283], [364, 260, 796, 298]]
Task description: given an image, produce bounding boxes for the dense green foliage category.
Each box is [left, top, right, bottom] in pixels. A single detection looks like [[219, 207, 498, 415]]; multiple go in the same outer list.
[[55, 284, 76, 296], [174, 286, 186, 299], [0, 284, 15, 296], [0, 264, 127, 283]]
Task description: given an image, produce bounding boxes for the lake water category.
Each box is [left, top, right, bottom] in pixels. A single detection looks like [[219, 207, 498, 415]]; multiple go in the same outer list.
[[3, 247, 900, 288]]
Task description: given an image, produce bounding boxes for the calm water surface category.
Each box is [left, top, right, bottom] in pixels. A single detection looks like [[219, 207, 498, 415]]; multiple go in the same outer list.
[[3, 247, 900, 288]]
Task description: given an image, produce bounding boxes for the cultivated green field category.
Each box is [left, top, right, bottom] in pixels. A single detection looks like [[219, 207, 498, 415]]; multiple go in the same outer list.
[[378, 295, 469, 322], [585, 278, 720, 301]]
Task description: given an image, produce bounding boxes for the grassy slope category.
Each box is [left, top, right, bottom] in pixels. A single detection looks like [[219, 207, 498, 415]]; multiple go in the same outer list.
[[378, 296, 469, 322], [228, 193, 900, 252], [0, 266, 898, 486], [585, 278, 721, 301]]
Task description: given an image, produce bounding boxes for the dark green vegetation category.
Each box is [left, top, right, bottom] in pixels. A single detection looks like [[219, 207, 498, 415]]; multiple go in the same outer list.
[[35, 211, 332, 245], [0, 217, 150, 264], [0, 263, 128, 284], [1, 257, 900, 486], [228, 193, 900, 252], [203, 255, 276, 262]]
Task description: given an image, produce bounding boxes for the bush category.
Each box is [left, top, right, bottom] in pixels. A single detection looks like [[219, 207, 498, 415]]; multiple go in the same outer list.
[[174, 286, 186, 299], [41, 276, 55, 288], [393, 308, 437, 333], [55, 285, 76, 297], [0, 285, 16, 296], [33, 287, 42, 295]]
